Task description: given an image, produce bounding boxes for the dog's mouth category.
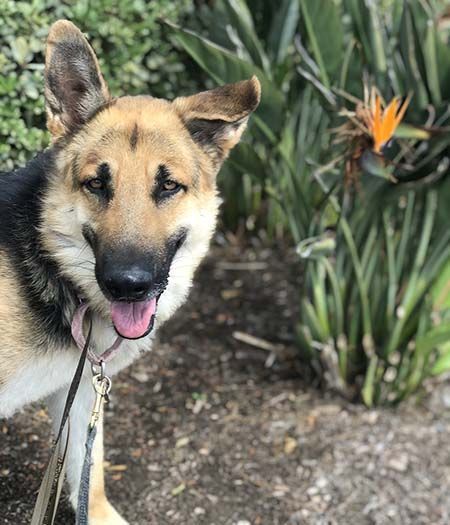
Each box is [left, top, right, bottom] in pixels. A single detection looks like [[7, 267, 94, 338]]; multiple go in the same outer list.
[[110, 298, 157, 340]]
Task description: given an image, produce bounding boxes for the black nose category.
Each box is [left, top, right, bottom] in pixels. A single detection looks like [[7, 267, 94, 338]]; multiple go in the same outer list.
[[102, 268, 153, 300]]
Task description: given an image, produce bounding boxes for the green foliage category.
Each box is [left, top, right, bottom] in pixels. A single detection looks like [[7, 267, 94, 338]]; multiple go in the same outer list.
[[0, 0, 193, 170], [294, 0, 450, 405], [298, 183, 450, 406], [166, 1, 303, 234], [170, 0, 450, 404]]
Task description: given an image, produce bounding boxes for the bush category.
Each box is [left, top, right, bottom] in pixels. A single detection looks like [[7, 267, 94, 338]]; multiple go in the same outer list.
[[0, 0, 194, 171], [170, 0, 450, 405]]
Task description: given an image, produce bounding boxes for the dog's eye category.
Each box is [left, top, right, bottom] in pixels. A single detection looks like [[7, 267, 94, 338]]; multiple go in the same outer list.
[[85, 178, 105, 192], [162, 180, 180, 192], [152, 168, 185, 203]]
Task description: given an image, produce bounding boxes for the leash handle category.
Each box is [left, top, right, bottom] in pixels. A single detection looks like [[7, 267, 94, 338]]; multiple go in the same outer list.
[[31, 322, 92, 525]]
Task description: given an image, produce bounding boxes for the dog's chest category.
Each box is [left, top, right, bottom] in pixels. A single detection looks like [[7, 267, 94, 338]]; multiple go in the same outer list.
[[0, 349, 81, 417], [0, 319, 151, 418]]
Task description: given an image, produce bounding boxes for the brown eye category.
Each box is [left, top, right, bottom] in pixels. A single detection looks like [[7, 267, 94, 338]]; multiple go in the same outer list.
[[85, 178, 105, 191], [162, 180, 179, 192]]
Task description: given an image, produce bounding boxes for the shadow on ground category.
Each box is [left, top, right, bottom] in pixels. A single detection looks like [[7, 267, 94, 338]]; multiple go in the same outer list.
[[1, 246, 450, 525]]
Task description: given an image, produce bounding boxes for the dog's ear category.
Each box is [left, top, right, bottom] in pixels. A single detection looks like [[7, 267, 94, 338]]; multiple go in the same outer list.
[[173, 77, 261, 165], [45, 20, 110, 139]]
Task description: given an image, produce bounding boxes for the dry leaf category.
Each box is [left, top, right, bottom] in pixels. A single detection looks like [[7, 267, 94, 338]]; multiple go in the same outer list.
[[171, 482, 186, 496], [221, 289, 241, 300], [284, 436, 298, 455], [106, 464, 128, 472], [176, 437, 190, 448]]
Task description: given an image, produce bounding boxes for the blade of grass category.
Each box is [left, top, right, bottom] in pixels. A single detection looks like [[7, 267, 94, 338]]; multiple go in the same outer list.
[[362, 355, 378, 407], [423, 18, 442, 105], [267, 0, 300, 64], [299, 1, 331, 88], [383, 209, 398, 326], [385, 191, 438, 356], [340, 218, 374, 357]]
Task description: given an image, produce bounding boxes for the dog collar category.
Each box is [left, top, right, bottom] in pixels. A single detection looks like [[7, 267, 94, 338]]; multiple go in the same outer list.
[[71, 302, 123, 365]]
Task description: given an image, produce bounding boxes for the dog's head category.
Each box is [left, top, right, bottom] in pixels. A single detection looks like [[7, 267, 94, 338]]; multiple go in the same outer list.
[[41, 20, 260, 339]]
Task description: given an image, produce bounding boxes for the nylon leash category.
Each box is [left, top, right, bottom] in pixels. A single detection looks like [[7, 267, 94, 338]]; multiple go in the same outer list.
[[31, 322, 92, 525], [31, 302, 120, 524], [76, 425, 97, 525]]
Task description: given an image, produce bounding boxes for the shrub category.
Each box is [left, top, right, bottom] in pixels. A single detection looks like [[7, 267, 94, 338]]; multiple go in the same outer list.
[[0, 0, 193, 170]]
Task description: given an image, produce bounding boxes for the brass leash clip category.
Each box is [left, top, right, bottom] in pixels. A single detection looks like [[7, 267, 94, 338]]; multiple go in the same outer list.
[[89, 365, 112, 429]]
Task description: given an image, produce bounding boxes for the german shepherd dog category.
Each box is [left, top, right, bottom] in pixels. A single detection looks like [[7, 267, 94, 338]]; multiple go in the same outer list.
[[0, 20, 260, 523]]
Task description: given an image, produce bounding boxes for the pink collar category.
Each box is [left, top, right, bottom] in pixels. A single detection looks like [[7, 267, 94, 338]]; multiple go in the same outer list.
[[71, 302, 123, 365]]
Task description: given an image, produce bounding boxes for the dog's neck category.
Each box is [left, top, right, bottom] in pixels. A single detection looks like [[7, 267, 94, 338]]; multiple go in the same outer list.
[[2, 150, 79, 347]]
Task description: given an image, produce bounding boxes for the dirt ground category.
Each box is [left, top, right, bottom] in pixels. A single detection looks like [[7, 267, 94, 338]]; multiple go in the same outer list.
[[1, 244, 450, 525]]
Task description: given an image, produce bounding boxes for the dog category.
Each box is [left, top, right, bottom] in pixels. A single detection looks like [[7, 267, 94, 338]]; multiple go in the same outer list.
[[0, 20, 260, 524]]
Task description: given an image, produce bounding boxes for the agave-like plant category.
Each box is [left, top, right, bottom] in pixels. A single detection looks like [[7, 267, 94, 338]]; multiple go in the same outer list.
[[293, 0, 450, 404], [169, 0, 450, 405]]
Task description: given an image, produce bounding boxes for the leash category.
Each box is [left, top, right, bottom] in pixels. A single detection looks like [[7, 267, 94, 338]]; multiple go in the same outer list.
[[31, 303, 123, 524], [76, 367, 111, 525], [31, 321, 92, 525]]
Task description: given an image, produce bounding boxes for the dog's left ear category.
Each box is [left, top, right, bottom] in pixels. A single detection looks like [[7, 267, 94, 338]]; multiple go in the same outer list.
[[173, 76, 261, 165], [45, 20, 110, 139]]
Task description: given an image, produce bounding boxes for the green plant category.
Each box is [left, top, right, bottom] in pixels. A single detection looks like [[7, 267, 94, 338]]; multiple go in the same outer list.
[[0, 0, 193, 171], [298, 184, 450, 405], [170, 0, 450, 404], [294, 0, 450, 405], [165, 0, 302, 234]]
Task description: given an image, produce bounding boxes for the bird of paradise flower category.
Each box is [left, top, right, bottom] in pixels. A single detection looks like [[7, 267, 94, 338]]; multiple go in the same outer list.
[[333, 87, 412, 188]]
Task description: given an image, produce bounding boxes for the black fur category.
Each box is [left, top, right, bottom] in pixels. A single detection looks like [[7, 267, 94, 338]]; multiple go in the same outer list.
[[46, 38, 108, 132], [185, 118, 229, 149], [129, 123, 139, 151], [93, 229, 186, 305], [152, 165, 186, 204], [82, 223, 97, 250], [0, 150, 78, 348], [85, 162, 114, 205]]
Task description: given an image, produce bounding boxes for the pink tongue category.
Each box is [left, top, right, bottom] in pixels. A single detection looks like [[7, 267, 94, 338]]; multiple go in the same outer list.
[[110, 298, 157, 339]]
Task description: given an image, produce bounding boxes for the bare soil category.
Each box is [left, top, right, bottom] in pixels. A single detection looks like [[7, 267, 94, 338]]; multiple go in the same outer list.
[[1, 245, 450, 525]]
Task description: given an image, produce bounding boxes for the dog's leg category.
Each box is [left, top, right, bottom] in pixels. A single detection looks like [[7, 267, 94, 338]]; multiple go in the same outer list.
[[88, 406, 128, 524], [46, 377, 128, 524]]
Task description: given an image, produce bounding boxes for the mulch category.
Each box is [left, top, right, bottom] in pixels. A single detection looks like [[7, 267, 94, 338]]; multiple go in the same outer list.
[[1, 244, 450, 525]]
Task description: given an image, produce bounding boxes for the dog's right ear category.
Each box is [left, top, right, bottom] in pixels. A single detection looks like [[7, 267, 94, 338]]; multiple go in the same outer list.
[[45, 20, 110, 139]]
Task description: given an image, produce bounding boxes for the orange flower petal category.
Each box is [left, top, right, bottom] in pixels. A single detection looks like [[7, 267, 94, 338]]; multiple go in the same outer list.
[[393, 93, 412, 129], [380, 97, 399, 145], [371, 93, 410, 153]]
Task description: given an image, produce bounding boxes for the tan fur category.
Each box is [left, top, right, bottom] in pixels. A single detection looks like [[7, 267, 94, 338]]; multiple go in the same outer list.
[[0, 19, 260, 523], [88, 409, 127, 524], [0, 255, 42, 386], [47, 97, 211, 242]]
